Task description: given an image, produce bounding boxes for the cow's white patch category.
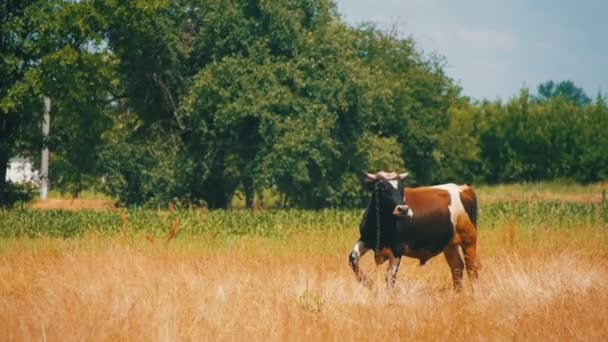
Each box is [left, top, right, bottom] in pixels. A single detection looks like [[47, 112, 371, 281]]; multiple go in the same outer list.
[[389, 180, 398, 189], [431, 183, 465, 230], [351, 241, 368, 260]]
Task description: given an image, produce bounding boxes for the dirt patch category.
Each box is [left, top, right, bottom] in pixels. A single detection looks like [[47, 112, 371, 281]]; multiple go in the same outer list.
[[29, 198, 116, 210]]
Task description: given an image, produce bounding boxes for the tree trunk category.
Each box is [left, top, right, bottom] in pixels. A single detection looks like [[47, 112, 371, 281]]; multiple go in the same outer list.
[[71, 188, 81, 199], [243, 175, 254, 209], [204, 149, 233, 209]]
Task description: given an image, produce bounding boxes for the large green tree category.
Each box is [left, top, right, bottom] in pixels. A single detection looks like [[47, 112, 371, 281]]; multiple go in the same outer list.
[[1, 0, 41, 204], [350, 25, 460, 184], [94, 0, 463, 208], [1, 0, 112, 205]]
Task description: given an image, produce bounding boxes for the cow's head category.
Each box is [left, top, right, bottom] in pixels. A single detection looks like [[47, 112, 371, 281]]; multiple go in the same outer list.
[[363, 171, 408, 215]]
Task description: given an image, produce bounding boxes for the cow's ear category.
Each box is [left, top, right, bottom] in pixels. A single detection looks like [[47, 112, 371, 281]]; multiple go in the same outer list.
[[362, 172, 377, 190]]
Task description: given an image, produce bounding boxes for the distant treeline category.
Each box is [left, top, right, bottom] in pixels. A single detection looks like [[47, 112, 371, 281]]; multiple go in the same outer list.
[[1, 1, 607, 208]]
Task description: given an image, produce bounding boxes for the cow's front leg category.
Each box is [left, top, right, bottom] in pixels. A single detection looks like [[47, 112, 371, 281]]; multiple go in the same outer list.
[[349, 240, 372, 288], [385, 253, 402, 289]]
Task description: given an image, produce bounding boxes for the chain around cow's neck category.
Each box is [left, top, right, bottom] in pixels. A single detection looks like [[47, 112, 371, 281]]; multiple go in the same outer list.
[[374, 182, 381, 254]]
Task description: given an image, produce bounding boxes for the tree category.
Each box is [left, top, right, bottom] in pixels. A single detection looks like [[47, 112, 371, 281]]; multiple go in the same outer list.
[[536, 80, 591, 106], [351, 24, 459, 184], [576, 94, 608, 182], [96, 0, 341, 208], [0, 0, 112, 205], [434, 98, 482, 183], [97, 1, 462, 208], [476, 87, 608, 183], [1, 0, 41, 204]]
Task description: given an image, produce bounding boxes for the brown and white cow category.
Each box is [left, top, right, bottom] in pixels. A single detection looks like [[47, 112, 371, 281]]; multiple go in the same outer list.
[[348, 171, 479, 290]]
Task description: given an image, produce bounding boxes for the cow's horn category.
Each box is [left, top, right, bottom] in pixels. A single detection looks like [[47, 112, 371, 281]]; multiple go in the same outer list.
[[364, 172, 378, 181], [398, 172, 409, 179]]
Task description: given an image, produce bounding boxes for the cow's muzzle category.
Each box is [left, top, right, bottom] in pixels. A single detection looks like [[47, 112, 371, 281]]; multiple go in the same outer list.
[[393, 204, 411, 217]]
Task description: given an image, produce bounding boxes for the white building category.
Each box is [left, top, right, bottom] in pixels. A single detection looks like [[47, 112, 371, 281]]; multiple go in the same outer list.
[[6, 157, 39, 184]]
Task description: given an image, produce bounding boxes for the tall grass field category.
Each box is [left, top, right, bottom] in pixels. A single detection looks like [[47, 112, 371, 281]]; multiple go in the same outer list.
[[1, 184, 607, 340]]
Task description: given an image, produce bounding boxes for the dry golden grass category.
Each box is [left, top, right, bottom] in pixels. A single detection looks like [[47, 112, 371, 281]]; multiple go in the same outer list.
[[1, 226, 607, 341]]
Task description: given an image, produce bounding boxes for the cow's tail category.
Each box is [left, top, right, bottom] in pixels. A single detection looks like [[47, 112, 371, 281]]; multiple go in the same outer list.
[[461, 185, 478, 229]]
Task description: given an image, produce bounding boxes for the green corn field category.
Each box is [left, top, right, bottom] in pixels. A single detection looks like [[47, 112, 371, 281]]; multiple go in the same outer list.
[[1, 199, 606, 239]]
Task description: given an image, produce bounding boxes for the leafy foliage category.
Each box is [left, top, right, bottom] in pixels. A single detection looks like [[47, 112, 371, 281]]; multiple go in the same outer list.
[[0, 182, 37, 208], [478, 88, 608, 183], [2, 1, 607, 208], [94, 0, 458, 208], [536, 80, 591, 106], [1, 0, 114, 204]]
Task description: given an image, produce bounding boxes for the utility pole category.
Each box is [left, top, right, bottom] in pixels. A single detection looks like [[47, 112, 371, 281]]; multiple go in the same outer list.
[[40, 96, 50, 200]]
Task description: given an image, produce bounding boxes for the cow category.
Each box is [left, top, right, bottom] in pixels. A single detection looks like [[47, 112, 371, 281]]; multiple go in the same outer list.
[[348, 171, 479, 290]]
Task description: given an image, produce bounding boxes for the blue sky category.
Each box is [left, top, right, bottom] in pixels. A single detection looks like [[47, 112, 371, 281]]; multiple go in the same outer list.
[[334, 0, 608, 101]]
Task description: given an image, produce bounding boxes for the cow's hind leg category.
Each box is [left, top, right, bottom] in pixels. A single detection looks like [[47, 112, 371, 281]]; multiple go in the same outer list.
[[459, 218, 480, 282], [443, 244, 465, 291], [349, 241, 372, 288], [463, 239, 479, 281]]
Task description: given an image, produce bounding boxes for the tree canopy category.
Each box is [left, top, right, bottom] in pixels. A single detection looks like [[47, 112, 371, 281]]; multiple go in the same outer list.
[[1, 0, 606, 208]]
